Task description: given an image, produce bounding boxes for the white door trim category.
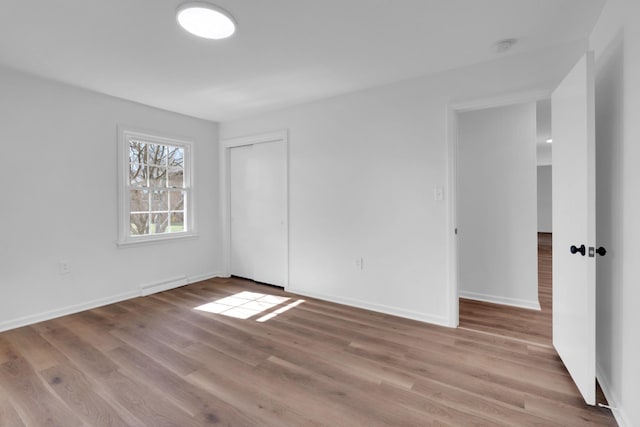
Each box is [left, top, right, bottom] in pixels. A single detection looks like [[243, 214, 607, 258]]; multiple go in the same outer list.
[[220, 129, 290, 289], [445, 89, 549, 328]]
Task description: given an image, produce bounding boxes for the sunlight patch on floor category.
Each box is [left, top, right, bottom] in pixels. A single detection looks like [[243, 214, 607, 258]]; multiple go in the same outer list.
[[194, 291, 303, 321], [256, 299, 305, 322]]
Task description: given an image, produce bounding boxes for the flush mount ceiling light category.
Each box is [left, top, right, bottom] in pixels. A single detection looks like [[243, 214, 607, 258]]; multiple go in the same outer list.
[[546, 138, 553, 144], [176, 2, 236, 39]]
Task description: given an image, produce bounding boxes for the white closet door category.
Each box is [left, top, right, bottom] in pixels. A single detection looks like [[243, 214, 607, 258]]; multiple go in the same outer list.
[[229, 141, 287, 287], [230, 145, 255, 280], [251, 141, 287, 286]]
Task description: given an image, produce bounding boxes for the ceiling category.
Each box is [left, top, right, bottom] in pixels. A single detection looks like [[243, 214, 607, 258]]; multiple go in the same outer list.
[[0, 0, 605, 122]]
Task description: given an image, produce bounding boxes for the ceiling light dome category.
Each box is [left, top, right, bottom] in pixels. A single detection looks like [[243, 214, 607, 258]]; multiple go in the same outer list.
[[177, 2, 236, 39]]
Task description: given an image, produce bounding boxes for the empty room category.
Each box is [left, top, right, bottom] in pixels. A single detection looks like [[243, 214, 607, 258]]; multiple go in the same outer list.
[[0, 0, 638, 426]]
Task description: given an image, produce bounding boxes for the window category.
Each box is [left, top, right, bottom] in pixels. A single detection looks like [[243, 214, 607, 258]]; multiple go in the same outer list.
[[118, 128, 194, 245]]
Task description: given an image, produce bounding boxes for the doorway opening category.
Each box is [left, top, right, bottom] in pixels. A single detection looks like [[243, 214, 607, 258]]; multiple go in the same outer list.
[[450, 53, 601, 406], [455, 98, 553, 346], [458, 233, 553, 346]]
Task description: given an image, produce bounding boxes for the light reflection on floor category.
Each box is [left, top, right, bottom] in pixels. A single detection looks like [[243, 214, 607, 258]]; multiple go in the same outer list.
[[194, 290, 305, 322]]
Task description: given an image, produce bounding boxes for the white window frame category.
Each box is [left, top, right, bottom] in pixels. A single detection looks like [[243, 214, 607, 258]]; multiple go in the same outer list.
[[117, 126, 196, 246]]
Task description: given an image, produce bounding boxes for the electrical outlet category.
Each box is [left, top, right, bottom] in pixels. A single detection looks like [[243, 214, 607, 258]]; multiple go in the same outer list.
[[59, 260, 71, 274], [355, 257, 364, 270]]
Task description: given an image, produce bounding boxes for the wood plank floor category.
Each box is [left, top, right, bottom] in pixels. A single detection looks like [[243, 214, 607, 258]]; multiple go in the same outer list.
[[459, 232, 553, 346], [0, 271, 616, 425]]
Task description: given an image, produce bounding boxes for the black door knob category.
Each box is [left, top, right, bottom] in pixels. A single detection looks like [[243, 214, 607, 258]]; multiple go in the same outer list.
[[570, 244, 586, 256], [596, 246, 607, 256]]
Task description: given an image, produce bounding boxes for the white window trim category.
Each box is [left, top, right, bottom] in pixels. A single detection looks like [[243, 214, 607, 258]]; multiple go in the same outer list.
[[117, 126, 197, 247]]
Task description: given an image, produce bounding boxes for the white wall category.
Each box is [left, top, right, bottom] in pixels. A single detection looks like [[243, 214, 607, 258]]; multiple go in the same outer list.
[[536, 145, 552, 165], [536, 144, 553, 166], [0, 66, 222, 332], [590, 0, 640, 426], [536, 99, 553, 166], [537, 165, 553, 232], [220, 41, 586, 326], [458, 103, 539, 309]]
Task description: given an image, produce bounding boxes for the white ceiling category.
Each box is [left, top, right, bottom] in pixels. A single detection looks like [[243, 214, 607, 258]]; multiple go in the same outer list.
[[0, 0, 605, 122]]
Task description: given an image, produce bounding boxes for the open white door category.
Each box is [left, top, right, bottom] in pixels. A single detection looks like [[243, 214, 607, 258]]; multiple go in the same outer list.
[[552, 52, 596, 405]]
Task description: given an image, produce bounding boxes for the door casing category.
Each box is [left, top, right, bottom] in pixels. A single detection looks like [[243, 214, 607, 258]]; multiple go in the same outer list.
[[446, 89, 551, 327]]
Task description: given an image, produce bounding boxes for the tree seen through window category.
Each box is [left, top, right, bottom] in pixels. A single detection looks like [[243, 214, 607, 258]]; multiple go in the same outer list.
[[129, 140, 186, 236]]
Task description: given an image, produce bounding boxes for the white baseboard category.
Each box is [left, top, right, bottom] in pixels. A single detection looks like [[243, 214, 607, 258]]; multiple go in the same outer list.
[[0, 290, 140, 333], [597, 363, 631, 427], [140, 276, 188, 296], [188, 271, 224, 283], [140, 271, 226, 296], [0, 271, 226, 333], [287, 287, 450, 327], [459, 290, 541, 311]]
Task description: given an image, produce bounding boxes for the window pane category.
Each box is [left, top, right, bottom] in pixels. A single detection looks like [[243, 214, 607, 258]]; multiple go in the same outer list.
[[130, 189, 149, 212], [130, 163, 147, 187], [168, 166, 184, 188], [148, 144, 168, 166], [168, 147, 184, 188], [121, 130, 192, 242], [148, 166, 167, 187], [170, 212, 185, 232], [150, 190, 168, 211], [129, 141, 147, 164], [130, 213, 149, 235], [169, 191, 185, 211], [150, 212, 168, 234], [168, 146, 184, 165]]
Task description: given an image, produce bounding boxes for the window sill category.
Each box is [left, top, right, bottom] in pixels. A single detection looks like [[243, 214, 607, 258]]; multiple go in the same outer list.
[[117, 232, 199, 248]]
